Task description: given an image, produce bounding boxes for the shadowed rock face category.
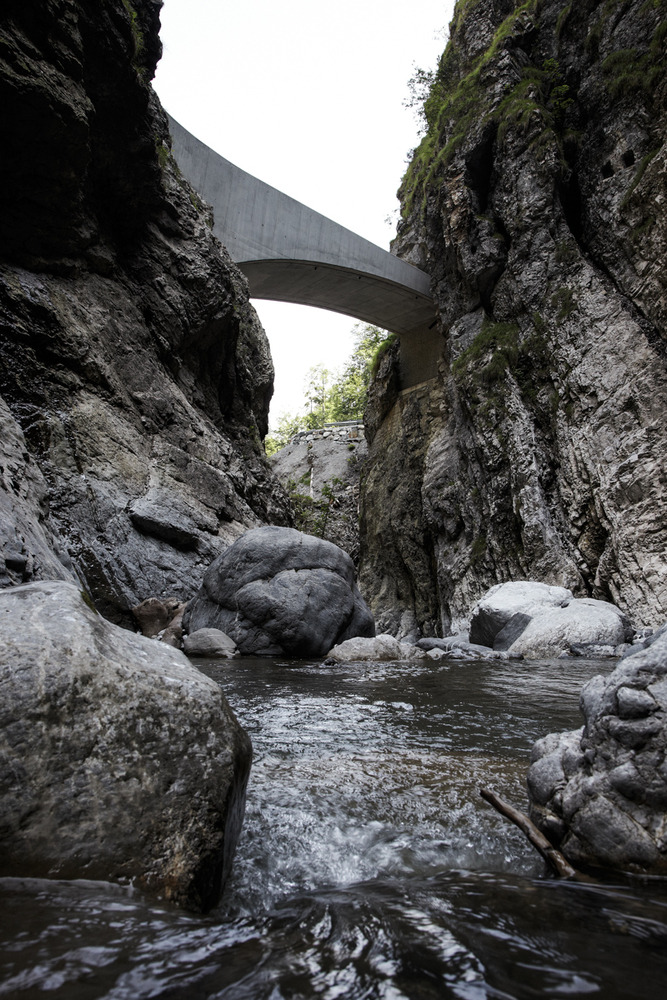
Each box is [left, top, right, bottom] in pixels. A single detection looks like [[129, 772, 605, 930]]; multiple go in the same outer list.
[[360, 0, 667, 636], [527, 630, 667, 875], [270, 430, 368, 566], [0, 581, 252, 912], [184, 526, 375, 657], [0, 0, 291, 624]]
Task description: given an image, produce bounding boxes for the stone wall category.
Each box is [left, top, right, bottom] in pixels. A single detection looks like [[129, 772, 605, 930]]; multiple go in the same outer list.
[[290, 421, 366, 445]]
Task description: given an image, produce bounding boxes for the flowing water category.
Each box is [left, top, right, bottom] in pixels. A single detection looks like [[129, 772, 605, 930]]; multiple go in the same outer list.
[[3, 655, 667, 998]]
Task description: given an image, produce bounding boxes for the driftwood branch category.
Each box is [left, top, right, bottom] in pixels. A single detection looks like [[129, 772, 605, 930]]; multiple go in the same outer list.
[[480, 787, 578, 879]]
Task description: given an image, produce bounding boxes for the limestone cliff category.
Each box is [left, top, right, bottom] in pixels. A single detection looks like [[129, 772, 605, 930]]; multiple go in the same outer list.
[[360, 0, 667, 636], [0, 0, 291, 624]]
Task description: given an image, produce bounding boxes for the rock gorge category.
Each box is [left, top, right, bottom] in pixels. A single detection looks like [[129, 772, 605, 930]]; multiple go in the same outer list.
[[0, 0, 290, 626], [360, 0, 667, 638], [0, 0, 665, 645]]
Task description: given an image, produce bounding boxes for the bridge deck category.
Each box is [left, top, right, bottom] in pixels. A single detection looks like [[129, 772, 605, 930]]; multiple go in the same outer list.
[[168, 116, 442, 384]]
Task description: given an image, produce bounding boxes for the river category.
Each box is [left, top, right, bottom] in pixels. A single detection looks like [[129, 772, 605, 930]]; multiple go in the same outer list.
[[2, 654, 667, 998]]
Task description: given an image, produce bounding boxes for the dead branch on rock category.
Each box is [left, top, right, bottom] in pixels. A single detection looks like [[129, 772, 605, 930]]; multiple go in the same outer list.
[[480, 787, 578, 879]]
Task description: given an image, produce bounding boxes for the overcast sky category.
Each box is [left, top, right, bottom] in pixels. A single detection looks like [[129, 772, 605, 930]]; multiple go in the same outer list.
[[153, 0, 455, 426]]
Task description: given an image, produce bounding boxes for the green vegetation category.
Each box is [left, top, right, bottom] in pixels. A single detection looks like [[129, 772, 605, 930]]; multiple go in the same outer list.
[[451, 318, 521, 388], [621, 147, 661, 209], [401, 0, 664, 223], [471, 533, 487, 565], [399, 0, 583, 219], [452, 314, 555, 420], [122, 0, 145, 65], [284, 475, 347, 538], [370, 332, 398, 374], [80, 590, 99, 615], [550, 286, 577, 320], [591, 3, 666, 93], [556, 3, 572, 37], [554, 238, 579, 265], [155, 140, 169, 170], [265, 325, 391, 454], [602, 40, 664, 98]]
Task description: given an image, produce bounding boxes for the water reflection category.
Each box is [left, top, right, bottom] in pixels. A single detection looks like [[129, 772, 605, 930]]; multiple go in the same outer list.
[[3, 655, 667, 998]]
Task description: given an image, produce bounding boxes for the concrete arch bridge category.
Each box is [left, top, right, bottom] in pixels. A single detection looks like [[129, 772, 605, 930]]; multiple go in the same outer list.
[[168, 116, 440, 388]]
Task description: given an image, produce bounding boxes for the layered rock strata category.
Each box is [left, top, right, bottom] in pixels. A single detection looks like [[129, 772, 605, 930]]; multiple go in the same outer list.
[[271, 429, 367, 564], [360, 0, 667, 636], [0, 0, 290, 623]]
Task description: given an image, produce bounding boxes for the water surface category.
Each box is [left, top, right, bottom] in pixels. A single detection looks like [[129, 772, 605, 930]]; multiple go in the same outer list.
[[3, 655, 667, 998]]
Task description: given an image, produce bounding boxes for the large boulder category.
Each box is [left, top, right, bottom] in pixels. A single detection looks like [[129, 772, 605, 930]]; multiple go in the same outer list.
[[184, 628, 239, 659], [469, 581, 574, 647], [527, 630, 667, 874], [0, 581, 251, 912], [502, 598, 633, 659], [470, 582, 634, 658], [183, 526, 375, 657], [326, 634, 427, 663]]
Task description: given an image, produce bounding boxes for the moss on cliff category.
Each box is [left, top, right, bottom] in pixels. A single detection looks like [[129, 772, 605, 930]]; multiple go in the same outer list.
[[400, 0, 665, 220], [366, 0, 667, 633], [400, 0, 542, 218]]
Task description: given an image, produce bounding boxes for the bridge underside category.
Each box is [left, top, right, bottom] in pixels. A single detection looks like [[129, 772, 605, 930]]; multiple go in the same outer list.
[[241, 259, 436, 338]]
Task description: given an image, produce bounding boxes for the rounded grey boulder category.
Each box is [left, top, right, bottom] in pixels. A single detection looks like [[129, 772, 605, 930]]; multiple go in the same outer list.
[[326, 634, 427, 663], [470, 581, 634, 658], [0, 581, 251, 912], [183, 526, 375, 657], [184, 628, 239, 658], [470, 581, 573, 648], [527, 629, 667, 874]]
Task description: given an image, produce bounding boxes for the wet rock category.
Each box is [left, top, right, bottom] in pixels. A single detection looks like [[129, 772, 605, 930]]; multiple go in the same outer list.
[[184, 628, 239, 659], [417, 636, 463, 652], [326, 634, 426, 663], [184, 526, 375, 657], [569, 642, 620, 659], [527, 632, 667, 874], [622, 622, 667, 658], [0, 581, 251, 911], [417, 631, 521, 661]]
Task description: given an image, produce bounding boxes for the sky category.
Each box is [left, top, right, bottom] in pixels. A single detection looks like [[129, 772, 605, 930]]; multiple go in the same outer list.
[[153, 0, 456, 427]]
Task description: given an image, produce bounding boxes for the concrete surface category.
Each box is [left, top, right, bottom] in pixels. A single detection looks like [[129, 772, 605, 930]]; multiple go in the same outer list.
[[168, 116, 441, 384]]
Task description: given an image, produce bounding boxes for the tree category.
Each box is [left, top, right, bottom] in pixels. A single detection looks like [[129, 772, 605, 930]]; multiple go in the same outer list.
[[304, 364, 334, 428], [264, 412, 303, 456], [264, 324, 392, 455], [327, 325, 388, 421]]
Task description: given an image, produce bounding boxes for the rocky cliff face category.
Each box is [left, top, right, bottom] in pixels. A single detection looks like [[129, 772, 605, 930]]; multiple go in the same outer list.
[[361, 0, 667, 636], [0, 0, 291, 623]]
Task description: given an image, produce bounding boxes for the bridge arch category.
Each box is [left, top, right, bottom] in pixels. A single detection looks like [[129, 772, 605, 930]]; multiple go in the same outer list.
[[168, 116, 441, 386]]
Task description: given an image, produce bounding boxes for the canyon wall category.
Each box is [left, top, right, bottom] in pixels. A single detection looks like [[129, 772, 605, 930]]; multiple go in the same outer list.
[[0, 0, 291, 624], [360, 0, 667, 635]]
